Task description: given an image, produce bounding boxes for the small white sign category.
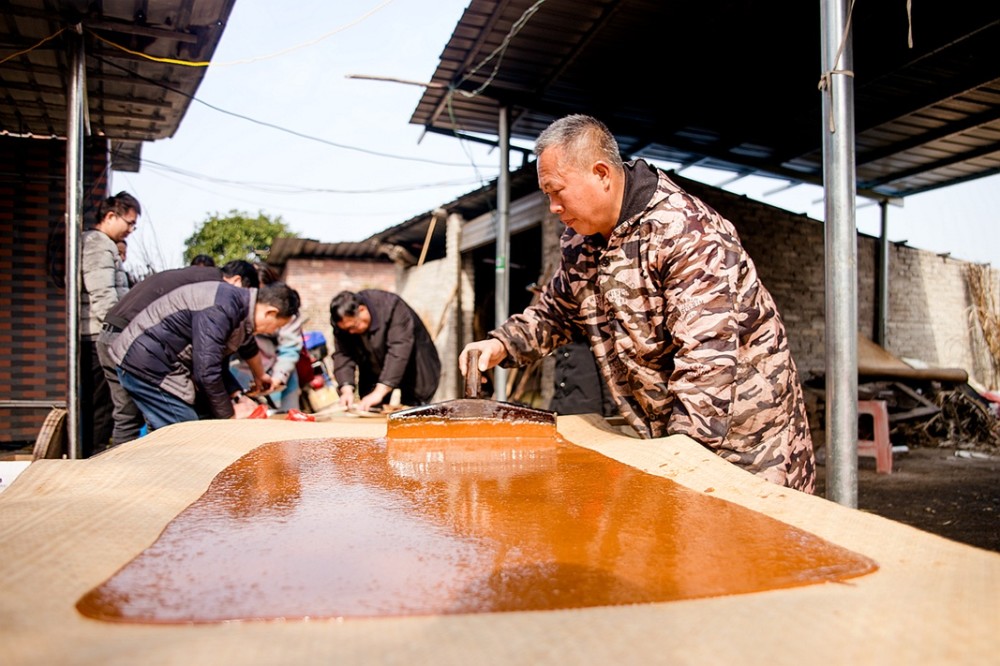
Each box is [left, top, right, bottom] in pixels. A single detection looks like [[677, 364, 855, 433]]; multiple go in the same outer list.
[[0, 461, 31, 493]]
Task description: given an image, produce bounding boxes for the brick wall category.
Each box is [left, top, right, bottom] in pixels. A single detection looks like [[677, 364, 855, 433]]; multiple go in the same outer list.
[[0, 136, 108, 445], [883, 246, 996, 385]]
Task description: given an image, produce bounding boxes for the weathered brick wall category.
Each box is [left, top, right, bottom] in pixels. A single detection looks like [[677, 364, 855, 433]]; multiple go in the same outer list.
[[0, 136, 108, 445], [883, 246, 996, 386], [529, 172, 996, 390], [279, 257, 397, 369]]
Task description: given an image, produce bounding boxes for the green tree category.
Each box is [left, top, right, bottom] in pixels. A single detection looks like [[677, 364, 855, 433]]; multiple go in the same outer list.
[[183, 210, 295, 265]]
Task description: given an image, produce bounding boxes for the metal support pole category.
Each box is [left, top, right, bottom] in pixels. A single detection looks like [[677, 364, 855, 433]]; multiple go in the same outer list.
[[65, 26, 86, 459], [493, 106, 511, 400], [876, 200, 890, 347], [820, 0, 859, 506]]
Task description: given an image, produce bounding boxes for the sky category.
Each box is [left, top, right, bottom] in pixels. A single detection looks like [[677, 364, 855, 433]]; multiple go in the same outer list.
[[112, 0, 1000, 273]]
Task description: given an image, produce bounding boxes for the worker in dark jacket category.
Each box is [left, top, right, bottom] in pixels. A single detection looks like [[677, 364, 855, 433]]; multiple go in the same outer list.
[[330, 290, 440, 411], [109, 281, 300, 431], [550, 338, 617, 417], [97, 260, 263, 445]]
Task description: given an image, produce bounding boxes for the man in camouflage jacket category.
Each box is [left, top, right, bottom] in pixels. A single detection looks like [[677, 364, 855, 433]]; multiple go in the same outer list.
[[460, 115, 816, 493]]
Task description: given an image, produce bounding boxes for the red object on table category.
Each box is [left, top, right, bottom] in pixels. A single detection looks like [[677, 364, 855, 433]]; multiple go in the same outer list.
[[286, 409, 315, 422], [248, 404, 269, 419]]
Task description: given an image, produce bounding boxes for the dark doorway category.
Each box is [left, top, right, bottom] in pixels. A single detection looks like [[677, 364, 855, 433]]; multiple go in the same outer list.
[[470, 223, 543, 339]]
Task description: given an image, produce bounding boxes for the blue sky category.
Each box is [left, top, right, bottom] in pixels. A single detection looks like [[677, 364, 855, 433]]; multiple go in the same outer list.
[[113, 0, 1000, 272]]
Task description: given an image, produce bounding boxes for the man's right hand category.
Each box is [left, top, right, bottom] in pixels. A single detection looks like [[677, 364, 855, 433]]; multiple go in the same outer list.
[[338, 384, 355, 408], [459, 338, 507, 377], [247, 373, 274, 397]]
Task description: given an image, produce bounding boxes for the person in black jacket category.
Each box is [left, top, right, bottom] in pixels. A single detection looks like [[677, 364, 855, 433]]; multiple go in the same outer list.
[[97, 260, 262, 445], [109, 281, 300, 432], [550, 339, 617, 417], [330, 290, 441, 411]]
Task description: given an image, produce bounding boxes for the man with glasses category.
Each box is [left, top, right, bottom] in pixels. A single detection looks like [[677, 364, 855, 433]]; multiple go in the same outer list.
[[80, 191, 141, 457]]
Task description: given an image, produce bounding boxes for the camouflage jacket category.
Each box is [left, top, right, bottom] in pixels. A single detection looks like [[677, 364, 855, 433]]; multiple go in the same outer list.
[[491, 161, 816, 492]]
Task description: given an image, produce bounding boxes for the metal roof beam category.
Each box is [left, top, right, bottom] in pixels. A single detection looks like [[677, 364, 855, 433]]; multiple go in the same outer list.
[[861, 143, 1000, 190], [857, 105, 1000, 166], [83, 19, 201, 44], [852, 22, 1000, 133], [421, 125, 533, 158], [893, 166, 1000, 197]]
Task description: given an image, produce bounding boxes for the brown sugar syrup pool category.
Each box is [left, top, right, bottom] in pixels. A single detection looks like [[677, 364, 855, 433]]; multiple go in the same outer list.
[[77, 424, 877, 623]]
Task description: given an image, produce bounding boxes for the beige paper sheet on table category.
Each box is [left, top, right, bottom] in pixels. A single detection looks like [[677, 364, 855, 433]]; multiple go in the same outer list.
[[0, 415, 997, 665]]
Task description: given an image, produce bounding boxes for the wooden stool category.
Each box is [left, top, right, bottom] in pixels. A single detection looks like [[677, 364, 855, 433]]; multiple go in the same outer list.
[[857, 400, 892, 474]]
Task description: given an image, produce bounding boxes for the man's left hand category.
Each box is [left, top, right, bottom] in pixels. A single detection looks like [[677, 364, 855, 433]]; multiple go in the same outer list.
[[356, 383, 392, 412]]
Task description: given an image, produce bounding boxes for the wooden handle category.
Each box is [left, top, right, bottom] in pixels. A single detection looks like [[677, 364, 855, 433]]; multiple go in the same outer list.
[[465, 349, 481, 399]]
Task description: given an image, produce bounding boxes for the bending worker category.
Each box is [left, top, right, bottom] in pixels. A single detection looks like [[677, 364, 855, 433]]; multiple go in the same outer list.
[[110, 281, 300, 430], [330, 289, 441, 412], [459, 114, 816, 493], [97, 260, 264, 445]]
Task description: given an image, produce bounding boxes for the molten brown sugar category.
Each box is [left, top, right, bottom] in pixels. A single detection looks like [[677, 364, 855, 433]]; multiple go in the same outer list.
[[77, 431, 876, 623]]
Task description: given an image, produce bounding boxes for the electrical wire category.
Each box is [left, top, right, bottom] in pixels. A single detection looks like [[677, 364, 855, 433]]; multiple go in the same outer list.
[[2, 2, 534, 174], [0, 27, 66, 65], [136, 156, 498, 194], [419, 0, 548, 209], [3, 12, 491, 169], [451, 0, 547, 99], [128, 164, 450, 226], [92, 53, 479, 168], [432, 0, 551, 229]]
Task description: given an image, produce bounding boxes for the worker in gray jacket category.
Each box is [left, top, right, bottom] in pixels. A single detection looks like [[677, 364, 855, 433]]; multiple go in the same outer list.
[[80, 191, 140, 456]]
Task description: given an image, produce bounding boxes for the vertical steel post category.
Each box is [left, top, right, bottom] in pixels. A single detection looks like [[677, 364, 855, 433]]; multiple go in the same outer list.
[[65, 26, 86, 459], [821, 0, 859, 506], [876, 200, 890, 347], [494, 106, 511, 400]]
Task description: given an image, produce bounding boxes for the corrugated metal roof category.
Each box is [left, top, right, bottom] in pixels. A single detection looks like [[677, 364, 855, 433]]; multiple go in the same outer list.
[[410, 0, 1000, 199], [266, 236, 393, 267], [0, 0, 236, 171]]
